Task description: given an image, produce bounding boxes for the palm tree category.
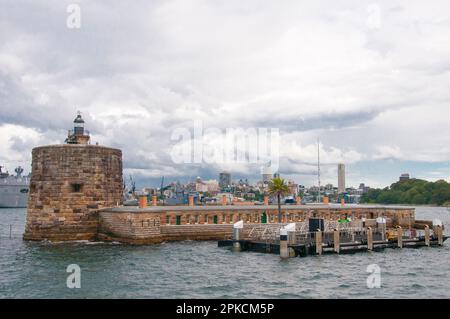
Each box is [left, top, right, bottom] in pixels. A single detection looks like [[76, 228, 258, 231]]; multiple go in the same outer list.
[[268, 177, 290, 223]]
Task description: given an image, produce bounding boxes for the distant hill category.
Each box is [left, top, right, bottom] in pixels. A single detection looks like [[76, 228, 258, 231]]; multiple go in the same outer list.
[[361, 179, 450, 206]]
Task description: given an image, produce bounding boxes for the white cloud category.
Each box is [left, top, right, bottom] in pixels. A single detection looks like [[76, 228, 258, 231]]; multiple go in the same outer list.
[[373, 145, 403, 160]]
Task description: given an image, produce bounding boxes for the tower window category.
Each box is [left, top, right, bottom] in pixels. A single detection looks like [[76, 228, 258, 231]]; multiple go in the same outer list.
[[71, 184, 83, 193]]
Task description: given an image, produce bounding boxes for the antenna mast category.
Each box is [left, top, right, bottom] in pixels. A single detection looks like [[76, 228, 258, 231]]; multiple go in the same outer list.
[[317, 138, 321, 203], [160, 176, 165, 205]]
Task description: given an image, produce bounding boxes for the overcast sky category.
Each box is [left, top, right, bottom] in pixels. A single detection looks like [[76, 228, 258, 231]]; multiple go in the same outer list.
[[1, 0, 450, 188]]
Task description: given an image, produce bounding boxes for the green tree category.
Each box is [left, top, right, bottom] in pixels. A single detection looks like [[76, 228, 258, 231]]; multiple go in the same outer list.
[[411, 194, 426, 205], [268, 177, 290, 223]]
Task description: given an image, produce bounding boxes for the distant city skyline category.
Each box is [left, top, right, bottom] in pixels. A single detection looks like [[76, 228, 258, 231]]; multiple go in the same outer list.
[[127, 164, 433, 190]]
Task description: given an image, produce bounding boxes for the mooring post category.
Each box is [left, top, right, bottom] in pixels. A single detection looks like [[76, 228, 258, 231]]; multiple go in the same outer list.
[[437, 225, 443, 246], [232, 221, 243, 252], [280, 228, 289, 259], [424, 225, 430, 247], [333, 229, 340, 253], [315, 229, 323, 255], [397, 226, 403, 248], [232, 228, 241, 252], [367, 227, 373, 251]]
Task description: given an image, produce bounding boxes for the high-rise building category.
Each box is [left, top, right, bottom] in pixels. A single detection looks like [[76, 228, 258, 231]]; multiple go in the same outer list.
[[219, 172, 231, 188], [338, 163, 346, 193]]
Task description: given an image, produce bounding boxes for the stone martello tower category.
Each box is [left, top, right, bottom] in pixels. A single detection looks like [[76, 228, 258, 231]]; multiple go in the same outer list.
[[24, 113, 123, 241]]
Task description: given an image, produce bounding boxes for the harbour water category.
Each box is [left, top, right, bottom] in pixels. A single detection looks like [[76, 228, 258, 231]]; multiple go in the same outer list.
[[0, 207, 449, 299]]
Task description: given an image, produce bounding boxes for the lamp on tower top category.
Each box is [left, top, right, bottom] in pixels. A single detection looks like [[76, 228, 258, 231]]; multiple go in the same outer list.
[[66, 111, 90, 144], [73, 111, 85, 135]]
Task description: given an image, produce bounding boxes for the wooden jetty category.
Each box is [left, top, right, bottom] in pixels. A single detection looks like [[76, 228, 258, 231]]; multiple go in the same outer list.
[[218, 221, 447, 259]]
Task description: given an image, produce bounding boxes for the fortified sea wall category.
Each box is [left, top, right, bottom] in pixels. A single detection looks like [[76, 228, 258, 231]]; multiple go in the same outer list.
[[97, 205, 416, 244]]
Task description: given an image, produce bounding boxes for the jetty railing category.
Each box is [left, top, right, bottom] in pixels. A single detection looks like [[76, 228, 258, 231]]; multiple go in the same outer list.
[[240, 221, 441, 247], [247, 224, 285, 241]]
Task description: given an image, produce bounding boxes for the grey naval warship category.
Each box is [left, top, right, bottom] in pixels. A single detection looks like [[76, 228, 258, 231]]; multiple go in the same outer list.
[[0, 166, 30, 208]]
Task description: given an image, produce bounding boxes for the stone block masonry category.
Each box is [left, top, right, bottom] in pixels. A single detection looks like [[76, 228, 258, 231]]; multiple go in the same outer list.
[[23, 144, 123, 241]]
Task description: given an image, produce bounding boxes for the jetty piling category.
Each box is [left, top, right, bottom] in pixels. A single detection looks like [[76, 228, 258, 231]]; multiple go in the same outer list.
[[437, 225, 443, 246], [315, 229, 323, 255], [367, 227, 373, 251], [232, 220, 243, 252], [333, 229, 340, 253], [397, 226, 403, 248], [280, 228, 289, 259], [425, 225, 430, 247]]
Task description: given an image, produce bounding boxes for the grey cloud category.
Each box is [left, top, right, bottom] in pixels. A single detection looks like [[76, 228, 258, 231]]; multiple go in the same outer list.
[[250, 109, 380, 133], [2, 0, 450, 187], [9, 136, 34, 153], [0, 70, 65, 130]]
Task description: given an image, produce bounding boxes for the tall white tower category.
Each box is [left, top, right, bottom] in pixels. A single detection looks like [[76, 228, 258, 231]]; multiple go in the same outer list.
[[338, 163, 346, 194]]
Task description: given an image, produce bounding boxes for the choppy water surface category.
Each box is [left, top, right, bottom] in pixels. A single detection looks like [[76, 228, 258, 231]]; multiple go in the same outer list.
[[1, 207, 449, 298]]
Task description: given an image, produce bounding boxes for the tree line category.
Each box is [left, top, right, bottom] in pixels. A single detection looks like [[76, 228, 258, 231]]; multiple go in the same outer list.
[[361, 179, 450, 206]]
